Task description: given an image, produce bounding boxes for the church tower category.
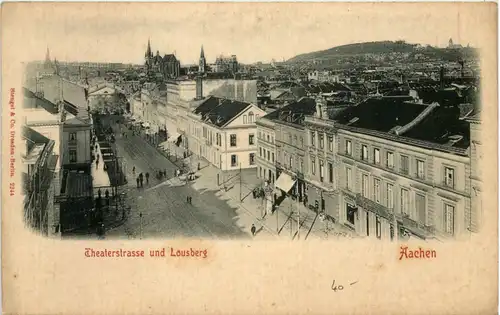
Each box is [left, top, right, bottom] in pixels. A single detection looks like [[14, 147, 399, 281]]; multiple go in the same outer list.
[[145, 39, 153, 69], [199, 45, 206, 74]]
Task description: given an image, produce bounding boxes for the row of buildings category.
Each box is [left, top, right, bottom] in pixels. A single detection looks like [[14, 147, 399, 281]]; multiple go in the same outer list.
[[23, 57, 95, 236], [256, 89, 481, 241]]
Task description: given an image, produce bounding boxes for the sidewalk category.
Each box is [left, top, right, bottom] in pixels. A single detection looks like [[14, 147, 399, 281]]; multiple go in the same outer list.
[[91, 142, 111, 191], [187, 154, 349, 240]]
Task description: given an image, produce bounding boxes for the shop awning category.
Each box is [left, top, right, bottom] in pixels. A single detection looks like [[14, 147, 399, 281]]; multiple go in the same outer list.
[[275, 173, 296, 193], [167, 132, 180, 143]]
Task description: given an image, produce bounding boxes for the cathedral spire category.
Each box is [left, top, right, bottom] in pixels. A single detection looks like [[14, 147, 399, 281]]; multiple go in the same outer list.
[[200, 45, 205, 59], [146, 39, 152, 58], [45, 47, 51, 63], [199, 45, 206, 74]]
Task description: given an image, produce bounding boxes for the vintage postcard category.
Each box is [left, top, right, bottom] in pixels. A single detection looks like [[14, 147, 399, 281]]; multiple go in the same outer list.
[[2, 2, 498, 314]]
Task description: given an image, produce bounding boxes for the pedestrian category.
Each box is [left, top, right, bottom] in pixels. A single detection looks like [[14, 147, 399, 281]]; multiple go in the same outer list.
[[136, 177, 140, 188], [140, 177, 144, 188], [164, 169, 167, 177], [132, 166, 136, 174], [187, 196, 190, 203], [189, 196, 192, 204], [251, 224, 256, 236], [146, 172, 150, 184], [96, 159, 99, 170]]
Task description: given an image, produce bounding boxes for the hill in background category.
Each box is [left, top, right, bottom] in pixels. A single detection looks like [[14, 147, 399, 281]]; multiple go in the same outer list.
[[287, 40, 477, 64]]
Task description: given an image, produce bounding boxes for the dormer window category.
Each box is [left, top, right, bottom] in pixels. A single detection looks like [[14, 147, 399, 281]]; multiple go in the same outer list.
[[248, 112, 254, 123]]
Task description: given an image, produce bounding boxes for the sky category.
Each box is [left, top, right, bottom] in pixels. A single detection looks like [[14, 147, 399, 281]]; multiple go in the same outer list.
[[5, 2, 491, 65]]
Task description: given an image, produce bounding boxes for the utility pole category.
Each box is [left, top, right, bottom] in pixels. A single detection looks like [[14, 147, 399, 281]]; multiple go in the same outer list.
[[139, 212, 143, 239], [239, 163, 242, 201]]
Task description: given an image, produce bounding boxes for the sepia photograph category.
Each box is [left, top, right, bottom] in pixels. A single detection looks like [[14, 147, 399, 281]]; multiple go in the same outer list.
[[2, 2, 497, 314], [20, 6, 482, 242]]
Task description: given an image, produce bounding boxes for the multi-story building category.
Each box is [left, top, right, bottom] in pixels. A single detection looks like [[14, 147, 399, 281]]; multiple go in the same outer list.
[[305, 95, 475, 241], [187, 96, 265, 170], [465, 108, 482, 232], [164, 77, 258, 153], [22, 126, 58, 236]]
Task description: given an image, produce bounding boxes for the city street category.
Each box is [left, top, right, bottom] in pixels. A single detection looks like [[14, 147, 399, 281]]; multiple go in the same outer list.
[[101, 118, 250, 239]]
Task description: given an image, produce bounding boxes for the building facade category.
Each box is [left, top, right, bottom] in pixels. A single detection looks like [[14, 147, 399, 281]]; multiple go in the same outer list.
[[187, 96, 265, 171]]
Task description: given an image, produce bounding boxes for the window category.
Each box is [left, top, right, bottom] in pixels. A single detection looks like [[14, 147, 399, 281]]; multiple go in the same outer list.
[[362, 174, 369, 197], [267, 151, 270, 161], [401, 188, 409, 215], [271, 136, 274, 143], [311, 156, 316, 174], [319, 134, 324, 149], [267, 135, 270, 142], [444, 204, 455, 234], [243, 115, 247, 124], [415, 193, 426, 223], [416, 160, 425, 179], [400, 155, 409, 174], [387, 152, 394, 168], [231, 155, 237, 167], [374, 148, 380, 164], [373, 178, 381, 203], [346, 167, 352, 190], [328, 136, 334, 152], [346, 203, 356, 225], [328, 162, 333, 183], [230, 134, 237, 147], [300, 137, 304, 148], [258, 131, 262, 139], [387, 184, 394, 210], [300, 158, 304, 172], [284, 152, 287, 166], [69, 132, 77, 142], [248, 112, 254, 123], [249, 134, 255, 145], [444, 167, 454, 188], [259, 147, 262, 157], [362, 145, 368, 160], [69, 149, 77, 163], [311, 132, 316, 147], [249, 153, 255, 165], [288, 133, 292, 144], [346, 140, 352, 155], [376, 217, 382, 239], [272, 153, 274, 162], [319, 160, 325, 182], [289, 155, 293, 168]]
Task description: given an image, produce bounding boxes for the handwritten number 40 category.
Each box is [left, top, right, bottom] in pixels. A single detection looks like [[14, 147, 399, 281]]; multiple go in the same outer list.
[[331, 280, 357, 292]]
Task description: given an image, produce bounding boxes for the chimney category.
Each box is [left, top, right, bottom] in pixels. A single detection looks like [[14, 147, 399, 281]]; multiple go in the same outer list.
[[196, 76, 203, 100]]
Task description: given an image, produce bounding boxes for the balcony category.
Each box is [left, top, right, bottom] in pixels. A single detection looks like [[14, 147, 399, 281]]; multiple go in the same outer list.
[[395, 213, 435, 236], [355, 193, 393, 221]]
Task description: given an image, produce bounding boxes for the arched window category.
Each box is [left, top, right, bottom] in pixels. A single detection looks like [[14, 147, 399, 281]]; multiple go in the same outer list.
[[248, 112, 254, 123]]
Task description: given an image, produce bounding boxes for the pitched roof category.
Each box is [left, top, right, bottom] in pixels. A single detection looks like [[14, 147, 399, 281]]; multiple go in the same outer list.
[[163, 54, 177, 62], [193, 96, 252, 127], [263, 97, 317, 125], [23, 125, 51, 152], [23, 88, 59, 114], [333, 96, 470, 149]]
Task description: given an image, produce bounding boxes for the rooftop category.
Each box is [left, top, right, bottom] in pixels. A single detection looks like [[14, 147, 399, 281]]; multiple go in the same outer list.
[[65, 171, 93, 198], [332, 96, 471, 150], [193, 96, 252, 128]]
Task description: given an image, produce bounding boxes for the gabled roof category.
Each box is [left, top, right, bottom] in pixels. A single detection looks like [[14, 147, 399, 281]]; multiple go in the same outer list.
[[193, 96, 253, 128]]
